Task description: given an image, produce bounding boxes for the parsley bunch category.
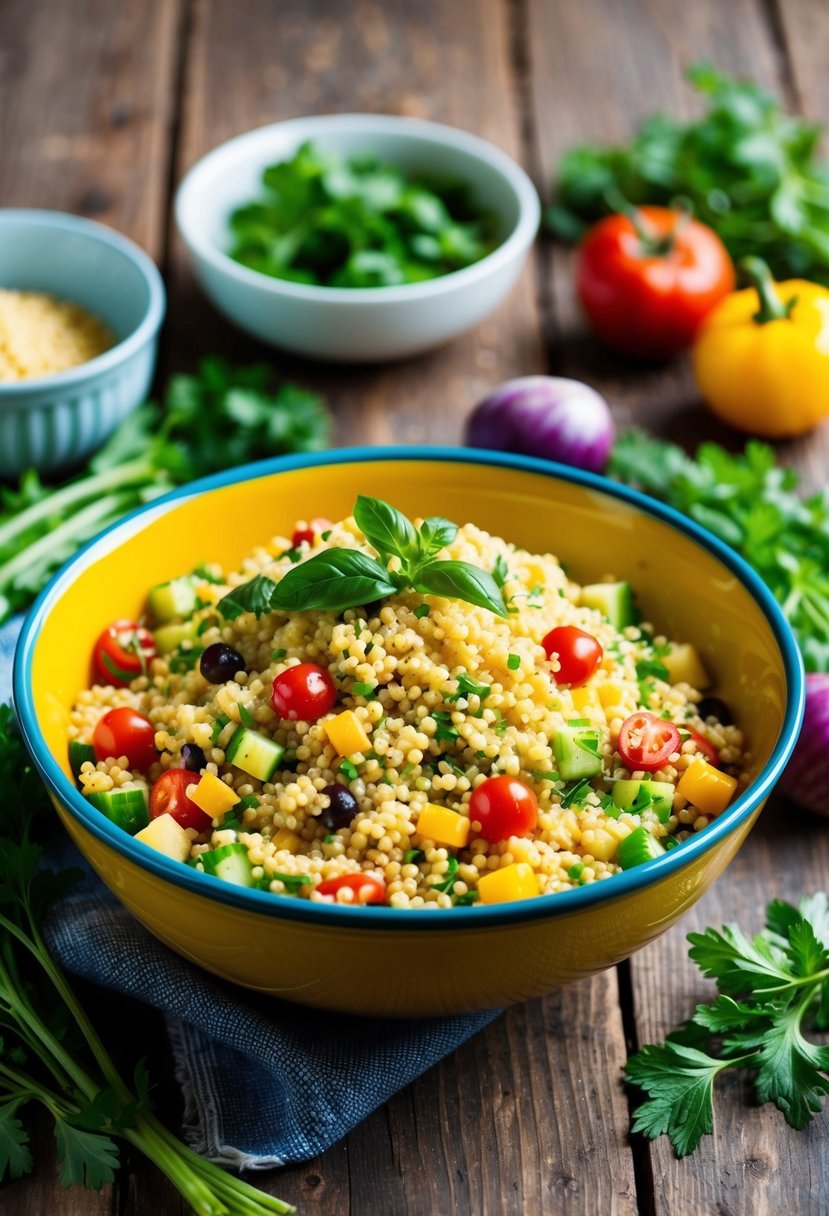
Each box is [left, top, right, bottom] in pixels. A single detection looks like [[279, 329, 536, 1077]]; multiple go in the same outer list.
[[627, 894, 829, 1156], [549, 63, 829, 285], [0, 705, 293, 1212], [608, 431, 829, 673], [0, 358, 329, 624]]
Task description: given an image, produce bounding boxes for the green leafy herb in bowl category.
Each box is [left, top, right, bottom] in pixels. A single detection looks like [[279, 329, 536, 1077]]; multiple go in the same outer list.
[[228, 140, 500, 288]]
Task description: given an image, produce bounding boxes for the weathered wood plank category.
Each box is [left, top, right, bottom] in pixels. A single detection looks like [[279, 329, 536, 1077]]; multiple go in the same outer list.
[[166, 0, 547, 446]]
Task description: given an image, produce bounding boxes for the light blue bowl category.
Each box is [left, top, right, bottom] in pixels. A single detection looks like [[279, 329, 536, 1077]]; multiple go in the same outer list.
[[0, 210, 165, 477]]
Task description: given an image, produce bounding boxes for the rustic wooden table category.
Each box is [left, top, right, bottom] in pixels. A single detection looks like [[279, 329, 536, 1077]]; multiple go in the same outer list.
[[3, 1, 829, 1212]]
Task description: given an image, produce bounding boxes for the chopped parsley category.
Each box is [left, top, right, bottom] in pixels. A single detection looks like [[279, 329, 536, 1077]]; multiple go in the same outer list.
[[414, 603, 430, 619], [271, 648, 287, 661], [272, 872, 312, 894], [447, 672, 491, 703], [338, 758, 359, 781], [238, 794, 260, 811], [529, 769, 559, 782], [492, 554, 511, 588], [567, 861, 585, 879], [352, 682, 377, 698], [507, 653, 520, 671], [432, 711, 460, 743], [453, 891, 480, 906], [561, 778, 591, 809], [238, 703, 254, 728], [404, 848, 425, 865], [210, 714, 231, 745], [432, 858, 460, 894]]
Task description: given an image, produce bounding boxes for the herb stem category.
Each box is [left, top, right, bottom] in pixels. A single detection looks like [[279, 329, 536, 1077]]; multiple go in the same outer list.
[[0, 491, 139, 588]]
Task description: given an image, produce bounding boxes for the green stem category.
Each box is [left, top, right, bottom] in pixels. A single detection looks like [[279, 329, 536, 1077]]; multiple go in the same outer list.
[[125, 1116, 231, 1216], [604, 187, 682, 256], [740, 256, 797, 324]]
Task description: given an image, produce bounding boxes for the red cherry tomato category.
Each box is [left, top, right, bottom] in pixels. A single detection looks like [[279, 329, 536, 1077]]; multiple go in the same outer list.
[[469, 775, 538, 844], [150, 768, 211, 831], [689, 729, 721, 767], [542, 625, 603, 687], [92, 619, 156, 687], [576, 206, 735, 360], [316, 873, 386, 904], [618, 712, 681, 773], [93, 707, 157, 770], [271, 663, 336, 721], [291, 517, 333, 548]]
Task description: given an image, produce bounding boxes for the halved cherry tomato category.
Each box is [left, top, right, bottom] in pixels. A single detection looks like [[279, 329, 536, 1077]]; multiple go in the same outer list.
[[93, 707, 157, 770], [150, 768, 211, 831], [291, 517, 333, 548], [577, 206, 735, 359], [469, 775, 538, 843], [689, 729, 721, 767], [618, 712, 681, 773], [271, 663, 336, 721], [92, 619, 156, 687], [316, 873, 386, 904], [542, 625, 603, 687]]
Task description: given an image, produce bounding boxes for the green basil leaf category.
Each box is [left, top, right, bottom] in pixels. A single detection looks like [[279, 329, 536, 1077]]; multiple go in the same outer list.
[[218, 574, 280, 620], [415, 560, 509, 618], [354, 495, 419, 561], [417, 515, 458, 559], [269, 548, 398, 612]]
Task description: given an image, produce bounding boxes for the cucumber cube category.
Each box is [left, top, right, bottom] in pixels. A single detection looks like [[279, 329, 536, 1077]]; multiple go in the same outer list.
[[618, 826, 666, 870], [611, 780, 675, 823], [225, 726, 285, 782], [580, 581, 636, 629], [153, 619, 201, 655], [552, 724, 604, 780], [86, 787, 149, 835], [148, 576, 199, 624], [68, 740, 96, 780], [201, 842, 255, 887]]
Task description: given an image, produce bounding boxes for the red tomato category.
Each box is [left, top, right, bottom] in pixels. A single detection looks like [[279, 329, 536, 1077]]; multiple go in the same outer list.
[[542, 625, 603, 687], [618, 712, 681, 773], [150, 768, 211, 831], [576, 207, 735, 360], [316, 873, 386, 904], [271, 663, 336, 721], [93, 707, 157, 770], [291, 517, 333, 548], [469, 775, 538, 843], [689, 729, 721, 767], [92, 619, 156, 687]]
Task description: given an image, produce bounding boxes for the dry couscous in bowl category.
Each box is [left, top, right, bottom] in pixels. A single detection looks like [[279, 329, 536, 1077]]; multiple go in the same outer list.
[[14, 449, 803, 1016]]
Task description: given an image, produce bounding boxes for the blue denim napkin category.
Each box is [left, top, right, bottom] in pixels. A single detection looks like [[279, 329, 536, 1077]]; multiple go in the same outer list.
[[3, 616, 498, 1167]]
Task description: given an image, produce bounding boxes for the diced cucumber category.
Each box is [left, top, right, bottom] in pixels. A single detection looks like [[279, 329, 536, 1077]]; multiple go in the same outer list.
[[611, 780, 675, 823], [200, 842, 255, 887], [225, 726, 285, 782], [85, 787, 149, 835], [618, 826, 666, 870], [153, 619, 201, 655], [552, 724, 604, 780], [580, 581, 636, 629], [147, 576, 199, 624], [68, 741, 95, 780]]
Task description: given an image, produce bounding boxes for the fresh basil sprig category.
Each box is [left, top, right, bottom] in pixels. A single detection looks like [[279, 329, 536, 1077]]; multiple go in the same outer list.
[[218, 495, 509, 619]]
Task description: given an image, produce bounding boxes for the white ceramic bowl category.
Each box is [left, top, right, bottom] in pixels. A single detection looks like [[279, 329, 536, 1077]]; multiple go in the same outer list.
[[0, 210, 165, 477], [175, 114, 540, 362]]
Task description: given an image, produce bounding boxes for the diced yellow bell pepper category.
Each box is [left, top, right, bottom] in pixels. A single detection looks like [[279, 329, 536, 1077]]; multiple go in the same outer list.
[[416, 803, 470, 849], [273, 828, 303, 853], [676, 758, 737, 817], [188, 771, 240, 818], [134, 813, 191, 862], [571, 687, 601, 715], [478, 862, 539, 905], [662, 643, 710, 690], [324, 710, 370, 756], [582, 827, 618, 863], [598, 682, 632, 710]]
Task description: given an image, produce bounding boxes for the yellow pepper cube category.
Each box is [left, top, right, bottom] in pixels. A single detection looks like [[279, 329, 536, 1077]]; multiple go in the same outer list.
[[273, 828, 303, 853], [676, 758, 738, 817], [478, 862, 539, 905], [189, 771, 240, 818], [134, 813, 191, 862], [662, 643, 710, 690], [324, 710, 370, 757], [571, 687, 601, 715], [416, 804, 470, 849], [598, 682, 631, 710]]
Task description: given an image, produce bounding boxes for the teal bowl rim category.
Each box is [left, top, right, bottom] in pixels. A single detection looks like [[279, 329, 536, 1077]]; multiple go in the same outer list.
[[13, 446, 805, 930], [0, 208, 166, 396]]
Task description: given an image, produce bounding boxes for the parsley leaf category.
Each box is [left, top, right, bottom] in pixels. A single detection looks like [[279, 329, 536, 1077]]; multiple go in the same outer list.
[[0, 1100, 33, 1181], [626, 1042, 728, 1158]]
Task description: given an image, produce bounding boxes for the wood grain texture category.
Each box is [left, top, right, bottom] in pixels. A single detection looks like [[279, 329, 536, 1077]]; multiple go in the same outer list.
[[165, 0, 547, 444]]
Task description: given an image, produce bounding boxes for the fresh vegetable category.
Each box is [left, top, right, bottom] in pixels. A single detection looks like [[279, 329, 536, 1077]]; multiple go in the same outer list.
[[134, 812, 192, 860], [676, 757, 738, 817], [200, 842, 255, 888], [0, 358, 329, 624], [468, 775, 538, 844], [617, 825, 666, 869], [188, 772, 240, 819], [464, 375, 614, 473], [149, 769, 211, 832], [224, 725, 285, 782], [617, 711, 681, 773], [319, 783, 359, 830], [579, 581, 635, 629], [323, 709, 371, 757], [576, 206, 733, 359], [199, 643, 246, 684], [553, 723, 604, 781], [68, 740, 96, 779], [477, 862, 539, 904], [147, 577, 199, 624], [291, 517, 333, 547], [626, 893, 829, 1157], [92, 620, 156, 687], [271, 662, 337, 722], [780, 674, 829, 816], [693, 257, 829, 437], [315, 872, 386, 904], [542, 625, 603, 687], [219, 496, 509, 620], [180, 742, 207, 773], [549, 63, 829, 287], [228, 140, 499, 288], [0, 705, 294, 1212], [415, 803, 471, 850], [92, 707, 157, 770], [85, 787, 150, 835], [688, 730, 720, 767]]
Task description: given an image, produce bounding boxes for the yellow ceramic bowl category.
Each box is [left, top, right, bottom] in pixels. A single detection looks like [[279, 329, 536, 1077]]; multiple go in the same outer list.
[[14, 449, 804, 1016]]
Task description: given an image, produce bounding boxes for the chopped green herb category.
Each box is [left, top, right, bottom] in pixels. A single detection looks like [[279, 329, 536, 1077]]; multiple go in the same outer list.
[[210, 714, 230, 745], [168, 649, 202, 675], [491, 712, 509, 737], [196, 617, 217, 637], [567, 861, 585, 879], [403, 848, 425, 865], [507, 653, 520, 671], [433, 858, 460, 894], [324, 834, 335, 844], [529, 769, 559, 782], [561, 778, 591, 809], [352, 682, 376, 698], [338, 758, 359, 781], [414, 603, 430, 619], [432, 711, 460, 743], [321, 530, 332, 541], [399, 763, 416, 779], [567, 718, 590, 728], [272, 872, 312, 894], [192, 562, 225, 585], [437, 754, 465, 776], [453, 891, 480, 906], [238, 794, 260, 811], [271, 648, 287, 661], [447, 672, 491, 703], [238, 703, 254, 728], [492, 553, 511, 588]]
